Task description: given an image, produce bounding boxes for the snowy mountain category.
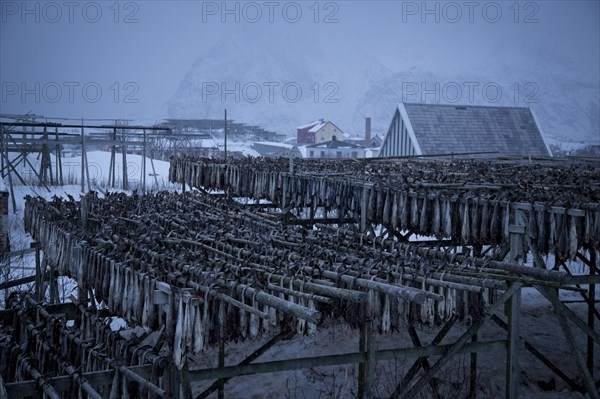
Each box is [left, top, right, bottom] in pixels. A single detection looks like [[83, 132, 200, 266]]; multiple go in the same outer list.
[[168, 38, 599, 146]]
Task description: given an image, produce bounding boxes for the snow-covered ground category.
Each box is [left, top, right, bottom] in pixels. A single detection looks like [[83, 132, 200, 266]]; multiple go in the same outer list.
[[1, 151, 175, 309]]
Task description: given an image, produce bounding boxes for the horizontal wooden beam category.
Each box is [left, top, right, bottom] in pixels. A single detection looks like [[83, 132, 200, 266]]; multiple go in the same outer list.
[[0, 274, 36, 290], [1, 122, 170, 131], [285, 218, 357, 226], [187, 340, 505, 382], [4, 365, 153, 397]]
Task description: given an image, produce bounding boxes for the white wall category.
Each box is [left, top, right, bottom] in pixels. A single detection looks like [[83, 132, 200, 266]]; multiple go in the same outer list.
[[315, 122, 346, 143], [306, 147, 364, 159]]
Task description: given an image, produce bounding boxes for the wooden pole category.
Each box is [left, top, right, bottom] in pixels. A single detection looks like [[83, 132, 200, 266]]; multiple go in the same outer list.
[[358, 298, 374, 399], [218, 302, 225, 399], [224, 109, 228, 162], [109, 127, 116, 188], [587, 249, 596, 375], [122, 128, 128, 190], [150, 156, 159, 190], [142, 129, 147, 192], [469, 333, 478, 399], [505, 283, 521, 399], [34, 242, 41, 301], [1, 127, 17, 212], [80, 120, 85, 192], [55, 127, 63, 185]]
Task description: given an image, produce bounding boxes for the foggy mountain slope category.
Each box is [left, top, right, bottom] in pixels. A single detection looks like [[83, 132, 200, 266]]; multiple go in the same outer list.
[[167, 37, 392, 136], [356, 65, 600, 144], [168, 38, 599, 144]]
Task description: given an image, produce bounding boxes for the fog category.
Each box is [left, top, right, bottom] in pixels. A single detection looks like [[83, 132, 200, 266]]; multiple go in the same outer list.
[[1, 1, 598, 143]]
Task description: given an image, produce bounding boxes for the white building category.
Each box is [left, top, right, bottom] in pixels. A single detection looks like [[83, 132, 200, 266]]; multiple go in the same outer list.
[[305, 137, 364, 159], [297, 120, 346, 145]]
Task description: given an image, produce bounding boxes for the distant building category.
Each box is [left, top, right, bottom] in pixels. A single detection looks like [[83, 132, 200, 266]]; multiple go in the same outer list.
[[567, 144, 600, 158], [297, 120, 345, 145], [252, 142, 302, 158], [306, 136, 364, 159], [379, 103, 552, 158], [347, 134, 383, 148]]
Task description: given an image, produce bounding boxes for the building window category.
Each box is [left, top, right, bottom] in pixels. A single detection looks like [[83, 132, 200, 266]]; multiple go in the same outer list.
[[309, 150, 314, 158], [351, 151, 358, 158], [320, 151, 325, 158], [336, 151, 342, 158]]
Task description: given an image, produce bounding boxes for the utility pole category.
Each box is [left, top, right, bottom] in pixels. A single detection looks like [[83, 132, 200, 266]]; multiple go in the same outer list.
[[224, 109, 228, 163]]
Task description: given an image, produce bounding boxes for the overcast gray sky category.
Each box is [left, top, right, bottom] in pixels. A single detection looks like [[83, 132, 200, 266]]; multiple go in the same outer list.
[[1, 0, 598, 127]]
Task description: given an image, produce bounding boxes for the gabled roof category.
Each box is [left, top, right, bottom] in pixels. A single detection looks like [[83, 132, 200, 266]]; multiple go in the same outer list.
[[395, 103, 551, 157], [306, 139, 363, 149], [297, 120, 323, 130], [308, 122, 327, 133]]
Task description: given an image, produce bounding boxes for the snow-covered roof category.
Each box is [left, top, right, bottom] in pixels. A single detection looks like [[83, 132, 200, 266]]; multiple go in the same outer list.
[[253, 141, 294, 149], [297, 120, 323, 130], [306, 139, 363, 149], [308, 122, 327, 133], [380, 102, 551, 158]]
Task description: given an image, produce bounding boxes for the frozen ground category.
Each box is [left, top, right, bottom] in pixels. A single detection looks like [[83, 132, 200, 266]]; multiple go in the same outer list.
[[1, 151, 175, 308], [1, 151, 598, 398], [188, 282, 599, 399]]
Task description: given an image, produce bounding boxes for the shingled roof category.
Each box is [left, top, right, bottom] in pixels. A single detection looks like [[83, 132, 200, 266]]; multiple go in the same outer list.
[[379, 103, 551, 158]]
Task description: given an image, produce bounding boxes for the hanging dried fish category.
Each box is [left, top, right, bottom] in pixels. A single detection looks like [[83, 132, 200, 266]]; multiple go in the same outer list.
[[173, 293, 184, 369], [461, 200, 471, 243], [381, 294, 391, 333], [431, 195, 441, 238], [503, 201, 511, 242], [470, 198, 480, 243], [307, 300, 317, 335], [183, 294, 194, 352], [568, 215, 578, 260], [391, 191, 399, 232], [249, 296, 260, 338], [419, 195, 428, 233], [193, 298, 204, 354], [490, 201, 501, 243], [239, 293, 248, 339], [367, 187, 376, 222], [376, 188, 385, 224], [537, 207, 549, 254], [443, 198, 452, 238], [383, 189, 392, 227]]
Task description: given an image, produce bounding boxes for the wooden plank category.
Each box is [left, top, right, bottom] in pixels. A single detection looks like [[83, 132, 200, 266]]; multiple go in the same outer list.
[[1, 248, 36, 259], [0, 274, 36, 290]]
